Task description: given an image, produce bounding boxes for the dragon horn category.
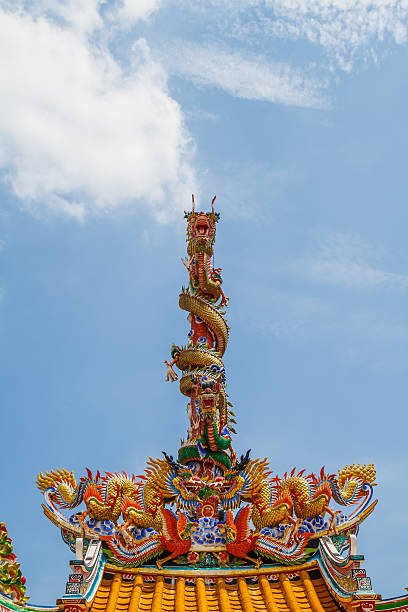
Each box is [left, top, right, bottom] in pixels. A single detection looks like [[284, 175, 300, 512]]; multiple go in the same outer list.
[[233, 449, 251, 472], [192, 194, 195, 213], [162, 451, 185, 473], [211, 195, 216, 213]]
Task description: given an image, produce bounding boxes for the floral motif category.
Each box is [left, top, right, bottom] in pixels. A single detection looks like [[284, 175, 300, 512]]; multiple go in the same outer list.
[[217, 551, 230, 565], [187, 551, 200, 564]]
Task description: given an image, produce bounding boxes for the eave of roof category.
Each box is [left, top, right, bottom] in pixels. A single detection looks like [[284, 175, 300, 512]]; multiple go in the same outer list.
[[87, 563, 352, 612]]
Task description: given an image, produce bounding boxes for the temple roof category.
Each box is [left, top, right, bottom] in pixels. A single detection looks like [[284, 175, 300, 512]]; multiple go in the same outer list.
[[12, 205, 397, 612], [89, 566, 349, 612]]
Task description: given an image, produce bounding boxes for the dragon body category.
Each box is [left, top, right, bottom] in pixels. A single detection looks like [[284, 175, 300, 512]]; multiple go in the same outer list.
[[165, 197, 235, 473], [37, 469, 142, 526], [251, 463, 377, 532]]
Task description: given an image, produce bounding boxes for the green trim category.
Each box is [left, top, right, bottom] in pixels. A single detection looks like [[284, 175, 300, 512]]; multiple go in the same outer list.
[[376, 596, 408, 610], [178, 446, 201, 463], [0, 592, 58, 612], [178, 445, 231, 470]]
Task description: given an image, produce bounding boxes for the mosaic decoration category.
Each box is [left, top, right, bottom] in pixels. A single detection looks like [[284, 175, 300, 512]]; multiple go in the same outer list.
[[0, 523, 28, 604], [37, 197, 378, 571]]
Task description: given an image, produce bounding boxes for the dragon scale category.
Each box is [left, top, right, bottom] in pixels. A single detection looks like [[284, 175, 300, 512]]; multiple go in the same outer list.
[[165, 198, 234, 474]]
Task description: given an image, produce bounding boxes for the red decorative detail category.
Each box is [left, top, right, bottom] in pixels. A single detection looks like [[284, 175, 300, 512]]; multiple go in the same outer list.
[[287, 572, 299, 579], [63, 605, 84, 612], [360, 602, 376, 612], [225, 506, 259, 564], [198, 495, 219, 518], [188, 314, 215, 349], [157, 509, 192, 569], [217, 551, 230, 565], [187, 551, 200, 564]]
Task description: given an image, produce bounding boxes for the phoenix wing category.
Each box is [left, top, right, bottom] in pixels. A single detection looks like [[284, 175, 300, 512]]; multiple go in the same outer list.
[[160, 508, 181, 541], [234, 505, 252, 542]]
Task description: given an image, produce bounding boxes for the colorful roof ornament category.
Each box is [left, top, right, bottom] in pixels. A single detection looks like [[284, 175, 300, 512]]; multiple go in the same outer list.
[[0, 523, 28, 604], [30, 199, 389, 612]]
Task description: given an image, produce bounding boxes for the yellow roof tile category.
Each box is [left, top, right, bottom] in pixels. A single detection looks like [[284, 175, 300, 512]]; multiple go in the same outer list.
[[89, 568, 347, 612]]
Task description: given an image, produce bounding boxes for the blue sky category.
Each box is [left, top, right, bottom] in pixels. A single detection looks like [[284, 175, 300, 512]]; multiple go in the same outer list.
[[1, 0, 408, 604]]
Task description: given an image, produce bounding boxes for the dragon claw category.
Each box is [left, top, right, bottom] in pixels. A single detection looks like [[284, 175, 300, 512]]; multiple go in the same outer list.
[[328, 510, 342, 535], [118, 526, 132, 545], [287, 519, 302, 544], [254, 558, 262, 570]]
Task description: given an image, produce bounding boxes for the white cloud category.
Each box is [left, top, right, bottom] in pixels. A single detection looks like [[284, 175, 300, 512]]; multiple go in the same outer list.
[[112, 0, 162, 27], [8, 0, 104, 34], [0, 7, 196, 221], [182, 1, 408, 71], [165, 42, 327, 109], [268, 0, 408, 70], [10, 0, 162, 33], [292, 233, 408, 291], [2, 0, 407, 222]]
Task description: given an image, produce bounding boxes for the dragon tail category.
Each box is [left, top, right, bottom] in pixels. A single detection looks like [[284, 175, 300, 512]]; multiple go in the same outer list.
[[330, 463, 376, 505], [36, 468, 96, 509]]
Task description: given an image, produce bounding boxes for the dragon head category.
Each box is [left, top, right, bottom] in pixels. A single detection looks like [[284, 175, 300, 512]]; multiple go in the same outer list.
[[185, 195, 219, 256]]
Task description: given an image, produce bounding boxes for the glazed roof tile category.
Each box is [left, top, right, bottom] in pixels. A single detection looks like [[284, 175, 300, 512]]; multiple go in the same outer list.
[[89, 569, 347, 612]]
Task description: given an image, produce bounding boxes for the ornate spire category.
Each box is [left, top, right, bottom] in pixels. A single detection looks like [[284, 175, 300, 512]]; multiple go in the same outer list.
[[164, 195, 236, 475], [37, 198, 378, 573]]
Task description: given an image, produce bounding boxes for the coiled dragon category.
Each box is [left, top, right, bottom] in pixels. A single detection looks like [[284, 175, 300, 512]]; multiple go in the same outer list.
[[164, 195, 236, 472]]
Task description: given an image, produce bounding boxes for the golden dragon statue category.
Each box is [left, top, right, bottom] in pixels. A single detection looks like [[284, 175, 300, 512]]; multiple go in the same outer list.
[[37, 456, 376, 541], [164, 195, 236, 473]]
